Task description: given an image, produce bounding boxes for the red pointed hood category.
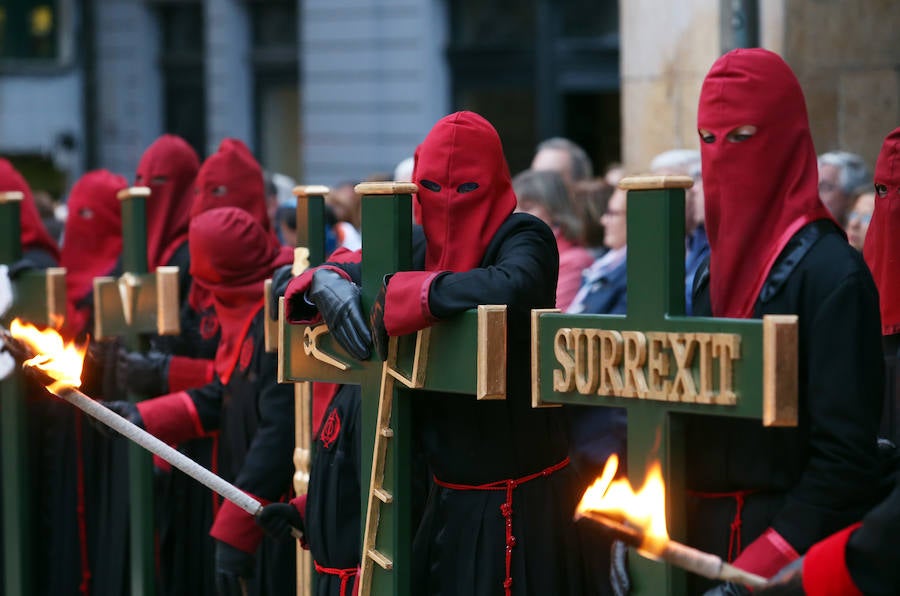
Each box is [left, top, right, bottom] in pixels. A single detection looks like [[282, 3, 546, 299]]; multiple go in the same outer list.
[[190, 138, 271, 233], [189, 207, 293, 384], [864, 126, 900, 335], [0, 158, 60, 261], [698, 48, 833, 318], [61, 170, 127, 335], [188, 138, 287, 312], [136, 134, 199, 271], [413, 111, 517, 271]]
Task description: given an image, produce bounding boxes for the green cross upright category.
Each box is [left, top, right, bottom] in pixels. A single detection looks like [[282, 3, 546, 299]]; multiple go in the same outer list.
[[0, 191, 67, 596], [269, 184, 330, 596], [277, 181, 508, 596], [92, 186, 181, 596], [531, 175, 799, 595]]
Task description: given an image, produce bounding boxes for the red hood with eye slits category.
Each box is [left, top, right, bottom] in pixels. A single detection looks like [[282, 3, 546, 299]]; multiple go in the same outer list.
[[412, 111, 517, 272], [135, 134, 199, 271], [698, 48, 832, 318], [864, 126, 900, 334]]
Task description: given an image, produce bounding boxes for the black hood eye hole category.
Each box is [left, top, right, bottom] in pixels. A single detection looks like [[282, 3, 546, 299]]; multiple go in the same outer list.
[[457, 182, 479, 193], [420, 179, 441, 192], [151, 176, 168, 185], [212, 185, 228, 196], [78, 207, 94, 219]]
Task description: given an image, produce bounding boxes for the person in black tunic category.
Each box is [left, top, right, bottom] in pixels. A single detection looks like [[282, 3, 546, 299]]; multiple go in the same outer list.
[[281, 111, 594, 595], [258, 383, 362, 596], [106, 206, 295, 595], [687, 49, 885, 594]]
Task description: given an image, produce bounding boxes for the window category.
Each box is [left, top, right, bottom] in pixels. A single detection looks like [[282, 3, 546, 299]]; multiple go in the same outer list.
[[0, 0, 73, 66]]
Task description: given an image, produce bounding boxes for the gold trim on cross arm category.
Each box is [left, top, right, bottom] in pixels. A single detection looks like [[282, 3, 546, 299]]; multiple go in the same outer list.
[[762, 314, 799, 426], [531, 309, 562, 408]]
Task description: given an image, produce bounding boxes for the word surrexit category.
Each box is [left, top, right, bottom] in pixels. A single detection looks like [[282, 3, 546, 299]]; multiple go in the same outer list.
[[552, 328, 741, 405]]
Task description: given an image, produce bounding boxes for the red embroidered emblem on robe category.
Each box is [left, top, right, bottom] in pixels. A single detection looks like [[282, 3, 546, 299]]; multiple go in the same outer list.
[[239, 337, 253, 371], [319, 409, 341, 449], [200, 312, 220, 339]]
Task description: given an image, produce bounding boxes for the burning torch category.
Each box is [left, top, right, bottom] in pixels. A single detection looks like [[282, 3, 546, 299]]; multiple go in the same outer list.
[[576, 454, 768, 589], [1, 319, 300, 539]]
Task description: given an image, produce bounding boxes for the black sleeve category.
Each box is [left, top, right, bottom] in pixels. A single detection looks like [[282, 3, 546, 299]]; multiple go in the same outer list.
[[773, 270, 885, 552], [846, 469, 900, 594], [187, 376, 226, 433], [234, 344, 296, 500], [427, 220, 558, 320]]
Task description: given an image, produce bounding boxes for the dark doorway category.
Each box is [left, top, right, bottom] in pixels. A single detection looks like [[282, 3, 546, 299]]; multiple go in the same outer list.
[[447, 0, 620, 176]]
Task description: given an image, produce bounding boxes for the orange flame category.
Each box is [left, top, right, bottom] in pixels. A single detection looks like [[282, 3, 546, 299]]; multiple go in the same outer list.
[[576, 454, 669, 549], [10, 318, 86, 387]]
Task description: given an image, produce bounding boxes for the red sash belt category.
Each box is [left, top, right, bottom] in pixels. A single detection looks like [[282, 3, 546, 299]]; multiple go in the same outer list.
[[433, 457, 570, 596], [314, 560, 357, 595], [687, 488, 759, 562]]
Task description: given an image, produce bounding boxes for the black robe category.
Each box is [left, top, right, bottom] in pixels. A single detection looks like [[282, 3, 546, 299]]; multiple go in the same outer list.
[[305, 384, 362, 596], [686, 220, 886, 591], [145, 242, 222, 596], [186, 310, 296, 595], [318, 214, 595, 595]]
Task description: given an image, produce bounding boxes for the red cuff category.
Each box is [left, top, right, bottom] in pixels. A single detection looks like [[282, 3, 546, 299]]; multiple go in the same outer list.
[[210, 495, 271, 554], [384, 271, 443, 336], [136, 392, 206, 445], [153, 454, 172, 473], [802, 523, 863, 596], [284, 265, 352, 323], [168, 356, 215, 392], [732, 528, 800, 579]]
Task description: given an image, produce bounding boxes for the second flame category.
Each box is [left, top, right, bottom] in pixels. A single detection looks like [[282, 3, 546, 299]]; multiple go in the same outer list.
[[576, 454, 669, 546]]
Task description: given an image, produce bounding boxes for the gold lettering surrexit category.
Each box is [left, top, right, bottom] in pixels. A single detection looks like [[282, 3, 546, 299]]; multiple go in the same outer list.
[[551, 328, 741, 405]]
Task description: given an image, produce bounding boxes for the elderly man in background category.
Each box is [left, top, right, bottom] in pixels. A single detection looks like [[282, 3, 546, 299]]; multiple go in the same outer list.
[[817, 151, 870, 228]]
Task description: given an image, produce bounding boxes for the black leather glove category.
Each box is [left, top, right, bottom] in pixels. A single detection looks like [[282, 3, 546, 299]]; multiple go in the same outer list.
[[256, 502, 305, 541], [269, 264, 294, 321], [214, 541, 255, 596], [103, 400, 144, 429], [116, 348, 169, 396], [308, 269, 371, 360], [755, 557, 805, 595], [369, 276, 390, 361], [704, 557, 805, 596], [6, 256, 39, 279]]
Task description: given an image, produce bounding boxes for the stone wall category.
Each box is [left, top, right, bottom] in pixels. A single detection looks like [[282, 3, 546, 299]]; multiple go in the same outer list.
[[619, 0, 900, 172]]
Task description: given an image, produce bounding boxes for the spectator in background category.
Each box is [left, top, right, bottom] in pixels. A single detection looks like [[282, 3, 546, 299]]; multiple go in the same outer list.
[[818, 151, 870, 228], [513, 169, 594, 310], [567, 186, 628, 315], [572, 177, 614, 253], [326, 181, 362, 250], [531, 136, 594, 188], [847, 187, 875, 252], [650, 149, 709, 314], [602, 161, 624, 187], [393, 156, 414, 183]]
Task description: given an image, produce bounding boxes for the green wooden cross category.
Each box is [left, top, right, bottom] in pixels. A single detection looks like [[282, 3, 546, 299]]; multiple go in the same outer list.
[[92, 186, 181, 596], [277, 181, 508, 596], [531, 175, 799, 596], [0, 191, 67, 596]]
